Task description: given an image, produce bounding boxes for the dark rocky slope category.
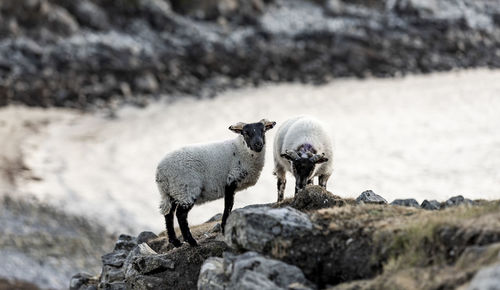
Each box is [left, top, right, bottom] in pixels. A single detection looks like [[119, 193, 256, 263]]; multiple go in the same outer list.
[[0, 195, 116, 289], [72, 186, 500, 289], [1, 0, 500, 109]]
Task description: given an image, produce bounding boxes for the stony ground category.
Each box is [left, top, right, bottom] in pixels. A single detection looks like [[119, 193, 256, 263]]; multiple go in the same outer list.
[[72, 186, 500, 290], [1, 0, 500, 109]]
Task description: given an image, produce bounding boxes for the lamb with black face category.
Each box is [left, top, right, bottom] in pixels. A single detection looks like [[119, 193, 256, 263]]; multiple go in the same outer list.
[[281, 150, 328, 193], [273, 116, 334, 202]]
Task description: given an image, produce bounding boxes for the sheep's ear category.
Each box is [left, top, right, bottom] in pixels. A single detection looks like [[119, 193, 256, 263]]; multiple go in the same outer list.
[[280, 150, 300, 161], [260, 119, 276, 131], [310, 153, 328, 164], [229, 122, 246, 134]]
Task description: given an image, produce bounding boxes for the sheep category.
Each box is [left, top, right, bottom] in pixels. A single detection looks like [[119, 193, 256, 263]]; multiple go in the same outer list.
[[156, 119, 276, 247], [273, 116, 333, 202]]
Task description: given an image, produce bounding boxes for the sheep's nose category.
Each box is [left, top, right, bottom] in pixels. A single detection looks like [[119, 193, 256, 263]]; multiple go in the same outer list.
[[255, 141, 263, 147]]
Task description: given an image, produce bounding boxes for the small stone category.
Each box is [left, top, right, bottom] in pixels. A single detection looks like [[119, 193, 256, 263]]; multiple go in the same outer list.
[[102, 251, 128, 267], [206, 213, 223, 223], [132, 254, 175, 275], [444, 195, 475, 208], [356, 190, 387, 205], [114, 234, 138, 251], [137, 231, 158, 244], [70, 273, 96, 290], [391, 198, 419, 208], [421, 200, 441, 210]]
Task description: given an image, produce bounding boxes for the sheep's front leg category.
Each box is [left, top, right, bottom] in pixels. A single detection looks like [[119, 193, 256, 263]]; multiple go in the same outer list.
[[176, 204, 198, 246], [164, 202, 182, 247], [319, 174, 330, 189], [221, 182, 237, 234]]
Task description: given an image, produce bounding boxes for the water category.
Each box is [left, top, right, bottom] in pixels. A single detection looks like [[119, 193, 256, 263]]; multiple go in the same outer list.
[[16, 69, 500, 234]]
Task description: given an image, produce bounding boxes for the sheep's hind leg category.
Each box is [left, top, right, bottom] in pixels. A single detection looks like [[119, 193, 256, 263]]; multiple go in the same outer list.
[[319, 174, 330, 189], [176, 204, 198, 247], [221, 182, 237, 234], [275, 167, 286, 202], [165, 202, 182, 247]]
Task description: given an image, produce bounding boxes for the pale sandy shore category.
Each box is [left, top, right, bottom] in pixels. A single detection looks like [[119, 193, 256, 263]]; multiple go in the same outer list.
[[1, 68, 500, 234]]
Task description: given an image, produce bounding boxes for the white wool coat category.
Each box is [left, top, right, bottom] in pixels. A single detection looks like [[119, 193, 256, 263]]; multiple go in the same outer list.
[[274, 116, 333, 177], [156, 135, 265, 215]]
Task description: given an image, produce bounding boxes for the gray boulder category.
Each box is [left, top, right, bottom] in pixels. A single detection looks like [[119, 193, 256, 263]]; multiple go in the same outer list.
[[468, 263, 500, 290], [224, 206, 313, 252], [421, 199, 441, 210], [198, 251, 315, 290], [444, 195, 475, 208], [390, 198, 419, 208], [356, 190, 387, 205]]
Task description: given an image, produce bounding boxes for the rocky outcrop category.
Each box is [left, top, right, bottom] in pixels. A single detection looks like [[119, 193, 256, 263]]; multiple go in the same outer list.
[[71, 186, 500, 290], [198, 251, 315, 290], [2, 0, 500, 109], [70, 222, 229, 290]]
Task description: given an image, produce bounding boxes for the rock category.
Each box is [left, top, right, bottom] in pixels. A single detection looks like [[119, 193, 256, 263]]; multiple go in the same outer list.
[[224, 206, 313, 252], [444, 195, 475, 208], [356, 190, 387, 205], [73, 1, 110, 30], [390, 198, 419, 208], [198, 251, 315, 290], [131, 254, 175, 275], [421, 199, 441, 210], [102, 251, 128, 267], [2, 0, 500, 109], [70, 273, 98, 290], [206, 213, 223, 223], [137, 231, 159, 244], [468, 263, 500, 290], [114, 234, 138, 251], [147, 237, 170, 253], [94, 229, 230, 290], [276, 185, 345, 211]]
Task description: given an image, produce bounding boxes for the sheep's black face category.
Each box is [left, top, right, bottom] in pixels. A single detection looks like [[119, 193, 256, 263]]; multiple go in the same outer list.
[[229, 119, 276, 153], [280, 150, 329, 191], [242, 123, 266, 152], [291, 158, 316, 190]]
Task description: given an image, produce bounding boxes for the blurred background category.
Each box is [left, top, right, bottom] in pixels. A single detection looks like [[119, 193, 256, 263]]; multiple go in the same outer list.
[[1, 0, 500, 288]]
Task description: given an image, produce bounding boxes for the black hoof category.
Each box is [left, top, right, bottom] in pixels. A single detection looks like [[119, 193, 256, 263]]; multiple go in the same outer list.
[[187, 238, 199, 247], [170, 238, 182, 247]]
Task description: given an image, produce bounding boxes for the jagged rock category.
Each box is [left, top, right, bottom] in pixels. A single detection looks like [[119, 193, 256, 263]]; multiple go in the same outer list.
[[206, 213, 223, 222], [131, 254, 175, 275], [92, 229, 229, 290], [276, 185, 345, 211], [356, 190, 387, 205], [444, 195, 475, 208], [113, 234, 138, 251], [468, 263, 500, 290], [137, 231, 158, 244], [102, 251, 128, 267], [224, 206, 313, 252], [390, 198, 419, 208], [421, 199, 441, 210], [70, 273, 98, 290], [198, 251, 315, 290]]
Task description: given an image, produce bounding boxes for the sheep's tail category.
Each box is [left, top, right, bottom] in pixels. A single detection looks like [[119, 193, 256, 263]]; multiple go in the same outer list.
[[156, 177, 172, 215]]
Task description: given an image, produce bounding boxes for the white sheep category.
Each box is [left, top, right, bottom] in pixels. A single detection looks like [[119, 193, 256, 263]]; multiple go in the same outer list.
[[156, 119, 276, 247], [273, 116, 333, 202]]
